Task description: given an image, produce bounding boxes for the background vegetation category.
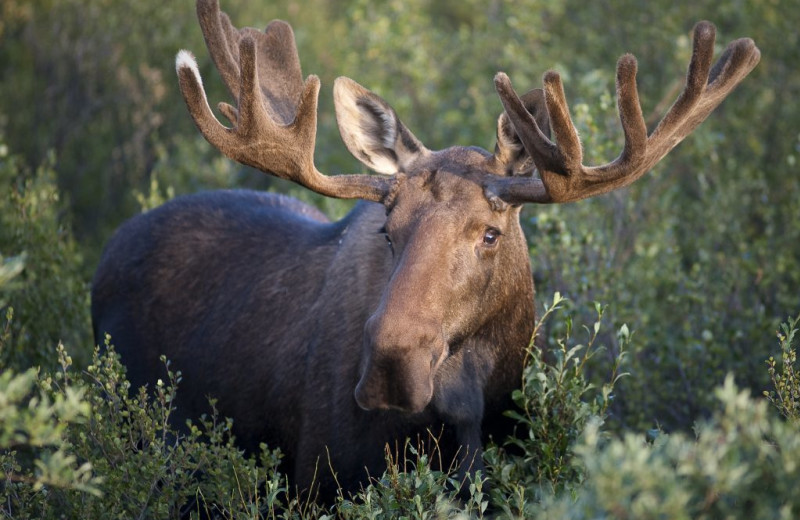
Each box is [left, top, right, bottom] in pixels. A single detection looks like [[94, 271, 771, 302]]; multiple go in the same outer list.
[[1, 0, 798, 517]]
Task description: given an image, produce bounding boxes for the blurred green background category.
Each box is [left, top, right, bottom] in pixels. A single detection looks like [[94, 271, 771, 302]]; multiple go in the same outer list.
[[1, 0, 798, 433]]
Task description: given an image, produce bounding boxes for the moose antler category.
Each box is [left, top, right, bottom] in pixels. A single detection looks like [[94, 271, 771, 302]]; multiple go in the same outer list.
[[487, 21, 761, 204], [175, 0, 395, 202]]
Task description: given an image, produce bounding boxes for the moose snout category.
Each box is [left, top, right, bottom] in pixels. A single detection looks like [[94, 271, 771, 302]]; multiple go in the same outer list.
[[355, 316, 447, 414], [354, 352, 436, 413]]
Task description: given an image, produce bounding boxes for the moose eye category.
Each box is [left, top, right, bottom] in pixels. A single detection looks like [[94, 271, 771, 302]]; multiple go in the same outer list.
[[378, 226, 393, 248], [482, 228, 501, 247]]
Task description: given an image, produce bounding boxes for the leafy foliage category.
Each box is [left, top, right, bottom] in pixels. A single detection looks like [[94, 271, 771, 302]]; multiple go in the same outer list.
[[1, 336, 313, 519], [333, 445, 486, 519], [0, 143, 90, 370], [764, 314, 800, 424], [3, 303, 800, 518], [0, 312, 103, 509], [485, 294, 630, 517], [537, 376, 800, 519]]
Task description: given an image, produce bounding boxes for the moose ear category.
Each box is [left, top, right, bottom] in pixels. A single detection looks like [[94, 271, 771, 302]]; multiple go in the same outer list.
[[494, 88, 551, 176], [334, 77, 427, 174]]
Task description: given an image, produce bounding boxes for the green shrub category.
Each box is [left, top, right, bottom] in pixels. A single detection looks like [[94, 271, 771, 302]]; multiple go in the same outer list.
[[0, 255, 25, 304], [0, 340, 102, 505], [536, 375, 800, 520], [0, 144, 91, 370], [764, 314, 800, 424], [3, 298, 799, 519], [0, 335, 314, 519], [485, 294, 630, 517], [332, 444, 486, 520]]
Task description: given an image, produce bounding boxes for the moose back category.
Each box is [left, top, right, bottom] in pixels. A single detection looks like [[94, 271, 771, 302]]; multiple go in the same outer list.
[[91, 0, 759, 500]]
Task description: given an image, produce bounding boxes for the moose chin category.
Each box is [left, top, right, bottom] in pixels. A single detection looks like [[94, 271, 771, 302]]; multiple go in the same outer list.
[[91, 0, 759, 502]]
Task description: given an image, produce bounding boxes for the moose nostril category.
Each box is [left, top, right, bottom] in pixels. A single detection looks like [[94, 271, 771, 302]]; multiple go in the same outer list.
[[354, 359, 434, 414], [354, 380, 386, 411]]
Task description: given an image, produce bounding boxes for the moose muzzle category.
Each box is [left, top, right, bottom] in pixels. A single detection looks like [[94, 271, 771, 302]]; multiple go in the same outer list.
[[355, 315, 448, 414]]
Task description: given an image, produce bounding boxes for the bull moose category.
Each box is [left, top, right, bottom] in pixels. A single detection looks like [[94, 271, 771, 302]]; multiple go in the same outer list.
[[91, 0, 760, 500]]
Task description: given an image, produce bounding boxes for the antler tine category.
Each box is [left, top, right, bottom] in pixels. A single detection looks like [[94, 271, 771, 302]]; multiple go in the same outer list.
[[196, 0, 241, 102], [646, 29, 761, 165], [489, 21, 760, 205], [177, 0, 395, 202], [196, 0, 305, 124]]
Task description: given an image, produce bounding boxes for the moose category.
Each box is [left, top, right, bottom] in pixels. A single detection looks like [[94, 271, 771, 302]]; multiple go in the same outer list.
[[91, 0, 759, 500]]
